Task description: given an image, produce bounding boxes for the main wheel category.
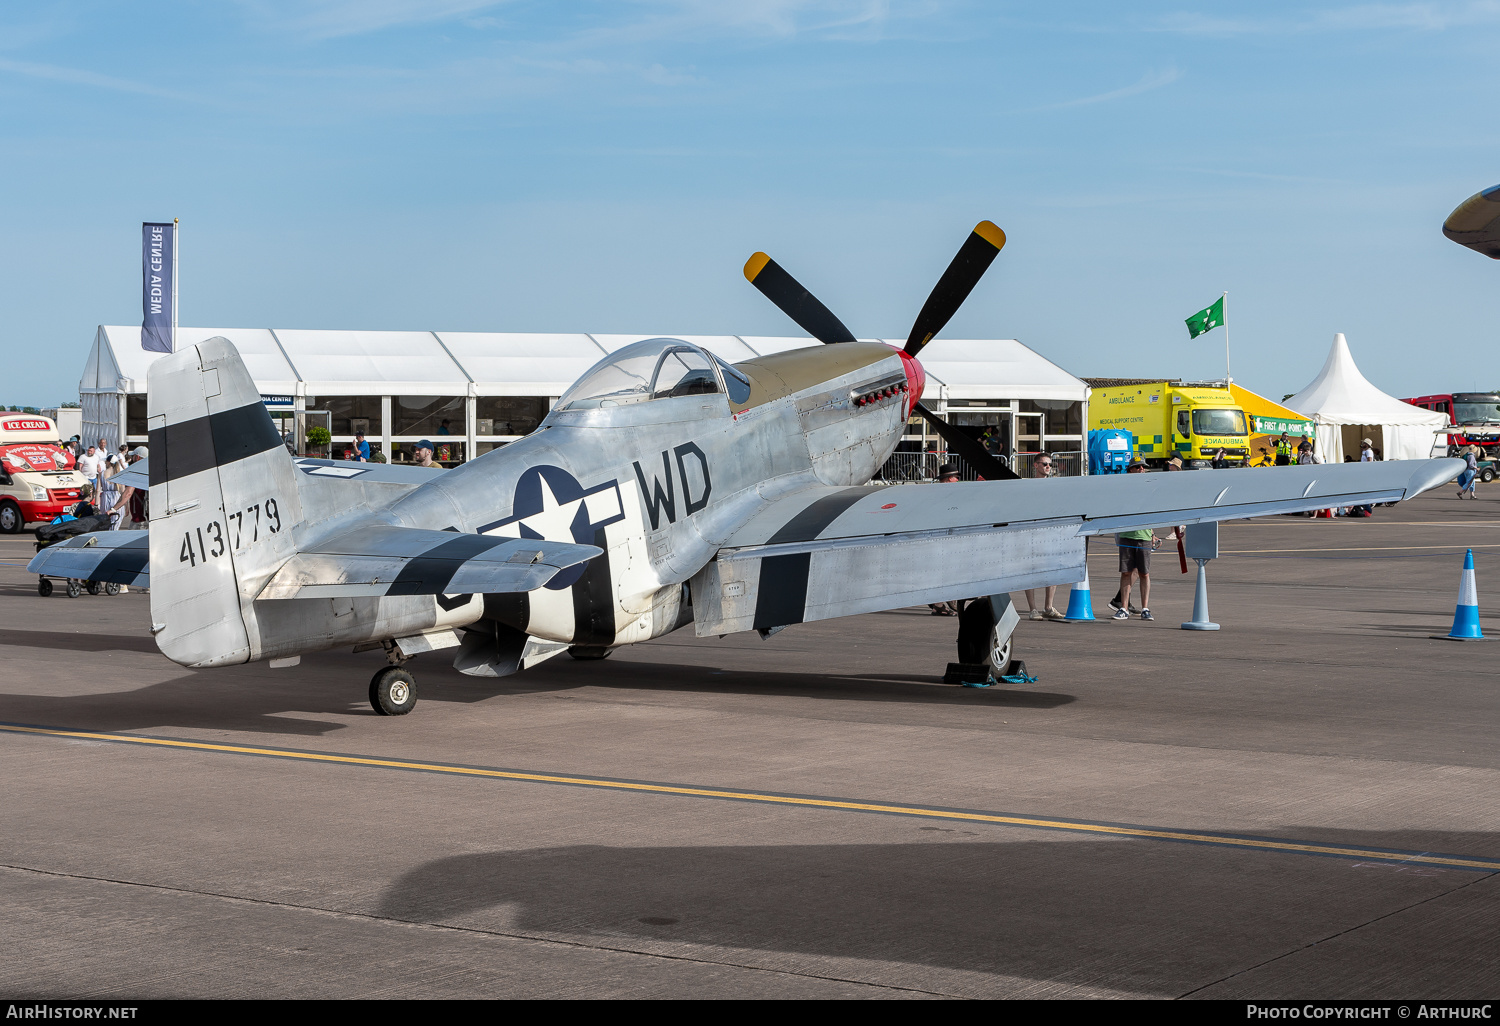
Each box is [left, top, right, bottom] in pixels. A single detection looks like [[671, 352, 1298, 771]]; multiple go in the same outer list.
[[86, 581, 101, 595], [37, 578, 52, 597], [369, 667, 417, 716], [568, 645, 613, 660], [65, 580, 81, 598], [0, 500, 21, 534], [987, 625, 1014, 678]]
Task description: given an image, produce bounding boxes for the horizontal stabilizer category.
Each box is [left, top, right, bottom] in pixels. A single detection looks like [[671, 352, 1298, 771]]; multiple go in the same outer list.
[[113, 460, 150, 492], [257, 526, 601, 600], [292, 457, 448, 486], [26, 532, 150, 586]]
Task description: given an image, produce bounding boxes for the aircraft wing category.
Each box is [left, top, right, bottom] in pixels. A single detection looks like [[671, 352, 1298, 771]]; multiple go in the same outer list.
[[691, 459, 1460, 635], [256, 526, 601, 599], [26, 532, 150, 586]]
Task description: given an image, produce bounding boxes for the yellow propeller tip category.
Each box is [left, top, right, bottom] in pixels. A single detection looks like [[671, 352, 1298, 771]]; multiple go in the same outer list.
[[744, 252, 772, 282], [973, 221, 1006, 250]]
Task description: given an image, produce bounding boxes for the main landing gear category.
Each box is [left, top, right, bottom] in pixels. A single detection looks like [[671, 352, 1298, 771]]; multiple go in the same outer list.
[[369, 639, 418, 715], [369, 666, 417, 715]]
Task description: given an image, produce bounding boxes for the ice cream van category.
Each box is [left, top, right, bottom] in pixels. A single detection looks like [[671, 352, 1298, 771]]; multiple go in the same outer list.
[[0, 415, 83, 532]]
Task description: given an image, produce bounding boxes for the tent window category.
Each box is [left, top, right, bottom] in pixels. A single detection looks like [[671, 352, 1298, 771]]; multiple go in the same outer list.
[[1023, 399, 1081, 434], [310, 396, 383, 436], [476, 397, 545, 436], [126, 395, 148, 437], [393, 396, 464, 437]]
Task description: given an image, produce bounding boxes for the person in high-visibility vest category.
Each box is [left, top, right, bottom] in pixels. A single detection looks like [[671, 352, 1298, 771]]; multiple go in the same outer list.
[[1275, 432, 1294, 466]]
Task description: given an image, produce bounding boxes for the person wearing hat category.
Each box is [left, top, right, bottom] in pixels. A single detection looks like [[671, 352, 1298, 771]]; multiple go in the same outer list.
[[1275, 432, 1294, 466], [928, 462, 964, 614], [414, 440, 440, 469], [353, 430, 371, 462], [1359, 437, 1375, 463], [107, 447, 149, 530]]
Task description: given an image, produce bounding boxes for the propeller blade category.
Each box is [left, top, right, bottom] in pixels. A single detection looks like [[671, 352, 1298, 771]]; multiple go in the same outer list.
[[904, 220, 1007, 357], [914, 401, 1020, 481], [744, 252, 858, 346]]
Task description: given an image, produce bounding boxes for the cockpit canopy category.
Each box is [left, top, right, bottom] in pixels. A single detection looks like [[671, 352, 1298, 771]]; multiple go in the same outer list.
[[554, 338, 751, 411]]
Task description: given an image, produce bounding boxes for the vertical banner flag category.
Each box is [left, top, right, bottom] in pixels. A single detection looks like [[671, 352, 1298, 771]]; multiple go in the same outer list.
[[141, 221, 175, 352], [1184, 296, 1225, 339]]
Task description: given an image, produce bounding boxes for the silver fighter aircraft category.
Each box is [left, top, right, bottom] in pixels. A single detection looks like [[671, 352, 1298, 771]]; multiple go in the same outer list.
[[32, 222, 1460, 714]]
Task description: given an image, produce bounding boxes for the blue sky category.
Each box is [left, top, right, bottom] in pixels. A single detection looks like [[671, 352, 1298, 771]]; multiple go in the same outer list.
[[3, 1, 1498, 405]]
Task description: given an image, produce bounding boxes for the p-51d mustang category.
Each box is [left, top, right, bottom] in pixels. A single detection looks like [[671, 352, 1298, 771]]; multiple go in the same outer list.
[[34, 221, 1459, 714]]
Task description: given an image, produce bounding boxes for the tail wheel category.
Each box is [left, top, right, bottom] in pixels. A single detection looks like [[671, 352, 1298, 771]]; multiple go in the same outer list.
[[0, 500, 21, 534], [987, 625, 1014, 678], [369, 667, 417, 716]]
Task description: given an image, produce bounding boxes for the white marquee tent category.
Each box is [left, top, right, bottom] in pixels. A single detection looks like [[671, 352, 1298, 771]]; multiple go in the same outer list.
[[1283, 333, 1446, 463], [80, 326, 1089, 468]]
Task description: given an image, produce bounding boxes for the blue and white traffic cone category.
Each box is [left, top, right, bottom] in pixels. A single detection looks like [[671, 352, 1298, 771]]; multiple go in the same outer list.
[[1064, 568, 1095, 621], [1445, 549, 1485, 641]]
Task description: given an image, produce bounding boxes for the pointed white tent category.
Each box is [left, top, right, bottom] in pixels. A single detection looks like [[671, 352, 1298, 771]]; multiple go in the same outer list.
[[1284, 333, 1446, 463]]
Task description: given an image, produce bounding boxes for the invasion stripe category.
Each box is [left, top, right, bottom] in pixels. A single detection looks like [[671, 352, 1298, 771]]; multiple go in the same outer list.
[[6, 722, 1500, 872], [148, 403, 284, 486], [90, 543, 150, 584], [752, 488, 874, 630], [387, 533, 509, 596]]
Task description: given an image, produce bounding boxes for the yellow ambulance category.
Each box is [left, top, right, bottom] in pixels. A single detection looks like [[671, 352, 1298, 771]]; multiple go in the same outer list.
[[1086, 379, 1251, 467]]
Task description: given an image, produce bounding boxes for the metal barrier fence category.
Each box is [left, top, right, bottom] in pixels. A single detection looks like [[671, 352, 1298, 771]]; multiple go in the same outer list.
[[875, 450, 1084, 482]]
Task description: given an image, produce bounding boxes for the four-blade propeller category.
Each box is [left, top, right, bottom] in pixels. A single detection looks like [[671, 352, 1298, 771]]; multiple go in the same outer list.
[[743, 221, 1019, 481]]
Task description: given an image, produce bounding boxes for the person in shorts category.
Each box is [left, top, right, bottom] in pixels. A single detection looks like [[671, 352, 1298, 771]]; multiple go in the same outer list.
[[1113, 459, 1157, 621]]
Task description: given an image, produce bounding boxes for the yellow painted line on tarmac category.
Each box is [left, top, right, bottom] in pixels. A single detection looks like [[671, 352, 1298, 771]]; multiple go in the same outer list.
[[5, 722, 1500, 873]]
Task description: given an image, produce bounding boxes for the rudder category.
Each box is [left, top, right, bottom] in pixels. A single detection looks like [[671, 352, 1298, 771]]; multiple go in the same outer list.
[[148, 337, 303, 667]]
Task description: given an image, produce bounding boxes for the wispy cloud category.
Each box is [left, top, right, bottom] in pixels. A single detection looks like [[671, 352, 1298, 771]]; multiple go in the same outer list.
[[234, 0, 930, 43], [1156, 2, 1500, 36], [0, 57, 191, 100], [235, 0, 514, 40], [1044, 68, 1182, 110]]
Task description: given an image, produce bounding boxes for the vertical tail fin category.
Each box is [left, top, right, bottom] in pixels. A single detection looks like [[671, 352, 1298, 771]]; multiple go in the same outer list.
[[148, 337, 303, 667]]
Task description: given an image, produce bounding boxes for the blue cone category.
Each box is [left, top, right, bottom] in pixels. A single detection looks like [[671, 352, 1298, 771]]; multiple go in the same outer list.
[[1064, 569, 1095, 621], [1447, 549, 1485, 640]]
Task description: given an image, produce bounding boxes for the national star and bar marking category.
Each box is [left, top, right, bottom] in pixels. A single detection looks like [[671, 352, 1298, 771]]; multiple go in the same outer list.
[[4, 722, 1499, 873]]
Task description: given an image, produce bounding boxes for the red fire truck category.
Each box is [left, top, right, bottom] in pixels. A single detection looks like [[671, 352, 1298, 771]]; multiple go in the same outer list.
[[1401, 392, 1500, 456], [0, 414, 84, 532]]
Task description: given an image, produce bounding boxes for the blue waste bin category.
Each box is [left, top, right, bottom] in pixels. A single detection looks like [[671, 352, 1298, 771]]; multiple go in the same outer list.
[[1089, 429, 1135, 475]]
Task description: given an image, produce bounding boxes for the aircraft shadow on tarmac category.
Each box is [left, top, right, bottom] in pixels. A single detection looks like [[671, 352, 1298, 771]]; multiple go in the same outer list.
[[373, 834, 1500, 996], [543, 660, 1077, 710], [0, 648, 1074, 739], [0, 626, 160, 655]]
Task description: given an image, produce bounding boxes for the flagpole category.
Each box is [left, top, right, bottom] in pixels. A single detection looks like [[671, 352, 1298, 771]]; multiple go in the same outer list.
[[1222, 290, 1229, 385], [172, 219, 180, 354]]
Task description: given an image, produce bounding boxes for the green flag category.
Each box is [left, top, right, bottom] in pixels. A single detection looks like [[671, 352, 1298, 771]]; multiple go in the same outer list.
[[1185, 296, 1225, 339]]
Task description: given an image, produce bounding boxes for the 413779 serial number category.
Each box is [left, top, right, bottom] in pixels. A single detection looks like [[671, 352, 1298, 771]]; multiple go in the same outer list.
[[179, 499, 282, 566]]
